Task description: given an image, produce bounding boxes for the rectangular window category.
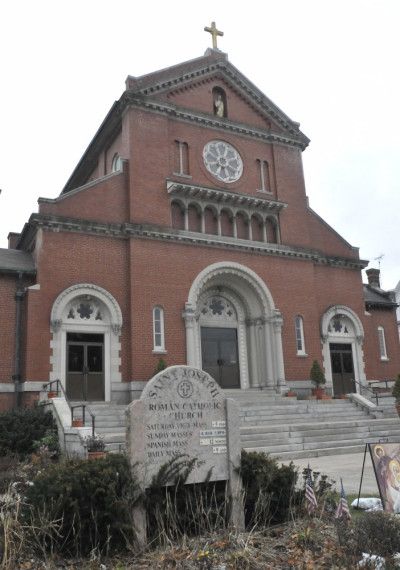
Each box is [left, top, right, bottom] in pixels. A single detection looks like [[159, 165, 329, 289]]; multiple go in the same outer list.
[[295, 316, 306, 355], [174, 141, 189, 176], [257, 159, 271, 193], [378, 326, 388, 359], [153, 306, 165, 352]]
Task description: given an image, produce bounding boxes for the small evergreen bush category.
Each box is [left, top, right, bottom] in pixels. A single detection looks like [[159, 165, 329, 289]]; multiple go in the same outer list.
[[24, 454, 138, 556], [0, 406, 58, 458], [240, 450, 301, 527], [310, 360, 326, 387]]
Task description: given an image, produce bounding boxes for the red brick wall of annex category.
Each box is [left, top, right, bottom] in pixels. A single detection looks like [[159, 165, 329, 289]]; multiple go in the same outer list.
[[363, 308, 400, 380], [128, 237, 367, 382], [23, 231, 131, 382], [0, 275, 17, 383], [39, 167, 129, 225]]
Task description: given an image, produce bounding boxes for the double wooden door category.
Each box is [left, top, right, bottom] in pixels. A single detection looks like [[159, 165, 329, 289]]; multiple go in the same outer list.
[[201, 327, 240, 389], [330, 343, 356, 396], [66, 332, 105, 401]]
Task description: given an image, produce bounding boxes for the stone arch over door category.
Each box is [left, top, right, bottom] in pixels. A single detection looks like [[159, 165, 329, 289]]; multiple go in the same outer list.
[[320, 305, 366, 394], [49, 284, 123, 401], [183, 261, 286, 391]]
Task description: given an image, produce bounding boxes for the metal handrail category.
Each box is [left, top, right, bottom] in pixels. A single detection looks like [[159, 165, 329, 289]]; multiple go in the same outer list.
[[42, 379, 95, 436], [353, 379, 379, 406]]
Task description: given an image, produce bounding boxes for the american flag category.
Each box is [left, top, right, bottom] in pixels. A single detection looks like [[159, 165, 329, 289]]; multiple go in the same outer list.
[[305, 466, 318, 514], [335, 478, 351, 521]]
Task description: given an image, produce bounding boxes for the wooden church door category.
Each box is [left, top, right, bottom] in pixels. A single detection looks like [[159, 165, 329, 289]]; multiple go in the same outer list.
[[329, 343, 356, 396], [201, 327, 240, 388], [66, 332, 105, 401]]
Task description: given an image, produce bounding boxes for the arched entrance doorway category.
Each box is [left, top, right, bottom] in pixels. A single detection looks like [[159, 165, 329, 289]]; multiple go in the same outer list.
[[183, 262, 286, 392], [50, 284, 123, 401], [321, 305, 366, 396]]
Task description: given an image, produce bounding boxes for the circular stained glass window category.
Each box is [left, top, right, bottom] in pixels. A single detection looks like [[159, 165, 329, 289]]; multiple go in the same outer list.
[[203, 140, 243, 183]]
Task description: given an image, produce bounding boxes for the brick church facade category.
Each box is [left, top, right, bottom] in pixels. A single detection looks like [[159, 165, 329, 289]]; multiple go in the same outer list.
[[1, 48, 399, 410]]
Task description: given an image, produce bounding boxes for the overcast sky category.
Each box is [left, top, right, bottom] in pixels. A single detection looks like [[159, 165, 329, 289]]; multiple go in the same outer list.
[[1, 0, 399, 289]]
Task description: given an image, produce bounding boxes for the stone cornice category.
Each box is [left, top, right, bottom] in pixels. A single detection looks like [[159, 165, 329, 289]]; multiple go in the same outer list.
[[129, 56, 307, 142], [166, 180, 287, 213], [24, 213, 368, 270], [123, 93, 308, 150]]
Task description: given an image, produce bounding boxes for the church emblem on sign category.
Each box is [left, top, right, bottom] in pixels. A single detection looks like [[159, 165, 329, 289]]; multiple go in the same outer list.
[[177, 379, 194, 398]]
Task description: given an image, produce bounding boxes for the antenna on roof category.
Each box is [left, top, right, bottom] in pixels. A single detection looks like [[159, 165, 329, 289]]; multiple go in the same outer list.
[[373, 253, 384, 269]]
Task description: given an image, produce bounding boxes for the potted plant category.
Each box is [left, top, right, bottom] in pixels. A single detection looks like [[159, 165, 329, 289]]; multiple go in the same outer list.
[[84, 434, 106, 460], [310, 360, 326, 399], [392, 374, 400, 417]]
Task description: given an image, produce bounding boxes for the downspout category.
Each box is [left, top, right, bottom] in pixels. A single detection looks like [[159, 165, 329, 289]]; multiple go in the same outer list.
[[13, 273, 25, 408]]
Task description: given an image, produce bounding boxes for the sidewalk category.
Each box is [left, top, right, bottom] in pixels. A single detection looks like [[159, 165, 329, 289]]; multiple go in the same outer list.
[[281, 451, 379, 495]]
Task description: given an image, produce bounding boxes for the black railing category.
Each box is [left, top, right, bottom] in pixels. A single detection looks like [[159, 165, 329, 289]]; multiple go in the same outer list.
[[353, 379, 379, 406], [42, 379, 96, 436]]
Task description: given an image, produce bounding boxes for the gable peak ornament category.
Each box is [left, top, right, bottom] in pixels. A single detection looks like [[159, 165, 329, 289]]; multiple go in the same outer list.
[[204, 21, 224, 50]]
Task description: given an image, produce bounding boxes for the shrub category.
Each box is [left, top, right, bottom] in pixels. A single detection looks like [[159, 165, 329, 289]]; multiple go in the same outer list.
[[24, 454, 138, 556], [310, 360, 326, 387], [240, 450, 301, 527], [351, 511, 400, 557], [392, 373, 400, 401], [0, 406, 58, 458]]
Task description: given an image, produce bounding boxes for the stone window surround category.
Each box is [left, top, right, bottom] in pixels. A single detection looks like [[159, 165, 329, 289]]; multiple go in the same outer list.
[[377, 326, 389, 360], [256, 159, 272, 194], [167, 180, 283, 243]]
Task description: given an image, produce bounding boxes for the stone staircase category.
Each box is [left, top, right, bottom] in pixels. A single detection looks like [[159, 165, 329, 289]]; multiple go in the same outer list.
[[225, 390, 400, 459], [79, 393, 400, 458], [81, 403, 127, 453]]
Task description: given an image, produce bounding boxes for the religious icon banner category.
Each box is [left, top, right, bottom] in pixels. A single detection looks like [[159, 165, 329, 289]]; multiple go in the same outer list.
[[369, 442, 400, 513]]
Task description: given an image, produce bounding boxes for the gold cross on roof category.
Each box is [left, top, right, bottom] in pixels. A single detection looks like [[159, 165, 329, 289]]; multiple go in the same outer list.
[[204, 21, 224, 49]]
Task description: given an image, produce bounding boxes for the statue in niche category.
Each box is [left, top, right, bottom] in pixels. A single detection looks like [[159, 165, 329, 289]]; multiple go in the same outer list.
[[214, 92, 225, 118]]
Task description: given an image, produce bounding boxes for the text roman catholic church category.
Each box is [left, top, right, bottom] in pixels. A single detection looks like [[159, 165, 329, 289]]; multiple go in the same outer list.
[[0, 24, 399, 410]]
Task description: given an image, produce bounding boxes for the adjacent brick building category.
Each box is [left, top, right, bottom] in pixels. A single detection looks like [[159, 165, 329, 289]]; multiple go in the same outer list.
[[1, 48, 399, 408]]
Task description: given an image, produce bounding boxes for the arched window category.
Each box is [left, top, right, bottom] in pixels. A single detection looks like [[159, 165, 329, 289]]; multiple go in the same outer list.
[[111, 153, 123, 172], [295, 316, 306, 355], [153, 306, 165, 352], [204, 206, 218, 235], [377, 326, 388, 360], [171, 201, 185, 230], [212, 87, 227, 118], [266, 217, 278, 244]]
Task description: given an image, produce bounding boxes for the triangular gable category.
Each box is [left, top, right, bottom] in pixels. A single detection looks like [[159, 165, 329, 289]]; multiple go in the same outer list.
[[126, 49, 309, 146]]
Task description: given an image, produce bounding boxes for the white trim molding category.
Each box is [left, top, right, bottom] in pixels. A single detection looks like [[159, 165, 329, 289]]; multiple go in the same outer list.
[[183, 261, 286, 392], [49, 283, 123, 402]]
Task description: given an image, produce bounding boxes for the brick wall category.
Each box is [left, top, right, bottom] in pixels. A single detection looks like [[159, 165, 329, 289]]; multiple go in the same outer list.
[[0, 275, 16, 383]]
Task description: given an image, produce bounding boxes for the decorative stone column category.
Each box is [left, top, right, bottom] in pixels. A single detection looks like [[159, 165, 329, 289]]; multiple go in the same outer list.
[[182, 302, 198, 367], [184, 206, 189, 231], [233, 214, 238, 238], [262, 221, 267, 243], [246, 318, 259, 387], [217, 211, 222, 236], [270, 311, 286, 392]]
